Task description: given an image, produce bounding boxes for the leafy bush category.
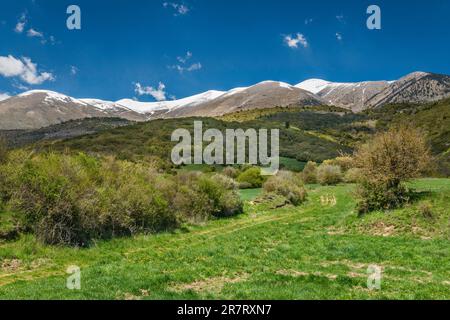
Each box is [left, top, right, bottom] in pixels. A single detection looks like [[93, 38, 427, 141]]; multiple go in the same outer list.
[[237, 167, 265, 188], [354, 126, 432, 214], [323, 156, 354, 172], [222, 166, 240, 179], [356, 181, 412, 214], [262, 171, 307, 206], [302, 161, 318, 184], [2, 153, 177, 246], [0, 152, 243, 246], [344, 168, 363, 183], [197, 174, 243, 217], [317, 164, 343, 185]]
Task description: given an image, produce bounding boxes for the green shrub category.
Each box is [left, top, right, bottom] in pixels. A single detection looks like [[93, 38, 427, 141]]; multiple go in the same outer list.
[[356, 181, 411, 215], [354, 126, 432, 213], [323, 156, 354, 172], [317, 164, 343, 185], [197, 174, 243, 217], [302, 161, 318, 184], [237, 167, 265, 188], [2, 153, 178, 246], [262, 171, 307, 206], [344, 168, 363, 183], [0, 211, 21, 241], [0, 151, 245, 246]]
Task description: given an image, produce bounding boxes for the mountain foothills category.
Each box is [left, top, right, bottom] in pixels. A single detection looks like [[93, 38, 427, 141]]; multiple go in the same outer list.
[[1, 71, 449, 130], [0, 70, 449, 175]]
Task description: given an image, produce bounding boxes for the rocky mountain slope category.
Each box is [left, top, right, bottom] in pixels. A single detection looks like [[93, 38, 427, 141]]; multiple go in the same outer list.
[[296, 79, 392, 112], [366, 72, 450, 108], [163, 81, 322, 118], [1, 71, 449, 130], [296, 72, 450, 112], [0, 91, 145, 130]]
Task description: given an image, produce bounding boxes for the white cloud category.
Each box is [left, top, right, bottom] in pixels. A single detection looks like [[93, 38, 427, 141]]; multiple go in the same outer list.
[[304, 18, 313, 25], [186, 62, 202, 72], [12, 82, 29, 91], [70, 65, 78, 75], [27, 28, 43, 38], [170, 51, 202, 73], [15, 21, 26, 33], [0, 92, 11, 101], [0, 55, 54, 85], [134, 82, 167, 101], [163, 2, 190, 16], [170, 62, 202, 73], [336, 14, 345, 23], [284, 33, 308, 48], [177, 51, 192, 64], [14, 12, 56, 45], [14, 13, 27, 33], [336, 32, 343, 41]]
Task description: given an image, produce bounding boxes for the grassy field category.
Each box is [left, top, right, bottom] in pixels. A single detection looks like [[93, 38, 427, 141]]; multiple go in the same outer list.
[[0, 179, 449, 299]]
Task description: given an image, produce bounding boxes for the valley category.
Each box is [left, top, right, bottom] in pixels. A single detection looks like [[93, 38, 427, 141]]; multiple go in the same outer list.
[[1, 179, 448, 299], [1, 71, 449, 300]]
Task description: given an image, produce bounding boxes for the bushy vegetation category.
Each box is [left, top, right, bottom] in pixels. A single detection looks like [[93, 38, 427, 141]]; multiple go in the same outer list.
[[31, 116, 349, 167], [262, 171, 307, 206], [0, 152, 243, 246], [237, 167, 265, 189], [354, 126, 432, 214], [323, 156, 354, 172], [301, 161, 318, 184], [317, 164, 343, 185], [343, 167, 363, 183], [222, 166, 240, 179]]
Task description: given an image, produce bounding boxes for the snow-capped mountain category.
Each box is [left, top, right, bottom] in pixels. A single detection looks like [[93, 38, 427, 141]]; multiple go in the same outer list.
[[296, 72, 450, 111], [296, 79, 393, 112], [116, 90, 226, 114], [0, 90, 144, 130], [1, 71, 450, 130], [164, 80, 322, 118], [365, 72, 450, 108]]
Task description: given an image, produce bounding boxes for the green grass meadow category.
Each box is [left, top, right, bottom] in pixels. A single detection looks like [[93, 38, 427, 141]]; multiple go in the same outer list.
[[0, 179, 449, 299]]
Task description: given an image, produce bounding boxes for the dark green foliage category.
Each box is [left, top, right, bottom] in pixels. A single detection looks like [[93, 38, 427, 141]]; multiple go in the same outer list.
[[0, 117, 133, 148], [279, 157, 306, 172], [356, 181, 412, 215], [237, 167, 265, 188], [0, 211, 20, 241], [29, 116, 349, 167]]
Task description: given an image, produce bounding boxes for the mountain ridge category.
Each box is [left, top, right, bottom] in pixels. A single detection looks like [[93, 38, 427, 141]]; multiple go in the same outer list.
[[1, 71, 449, 129]]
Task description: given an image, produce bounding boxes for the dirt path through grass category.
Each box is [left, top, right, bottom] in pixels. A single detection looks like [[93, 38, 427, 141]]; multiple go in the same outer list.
[[1, 180, 449, 299]]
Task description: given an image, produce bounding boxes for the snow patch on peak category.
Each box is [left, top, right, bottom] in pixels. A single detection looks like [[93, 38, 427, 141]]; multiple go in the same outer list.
[[295, 79, 331, 94], [0, 92, 11, 102], [19, 90, 88, 106], [79, 99, 122, 111], [254, 80, 294, 90], [116, 90, 226, 114], [19, 90, 67, 98]]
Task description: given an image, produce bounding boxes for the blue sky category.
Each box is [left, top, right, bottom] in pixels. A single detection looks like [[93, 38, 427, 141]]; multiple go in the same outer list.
[[1, 0, 450, 102]]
